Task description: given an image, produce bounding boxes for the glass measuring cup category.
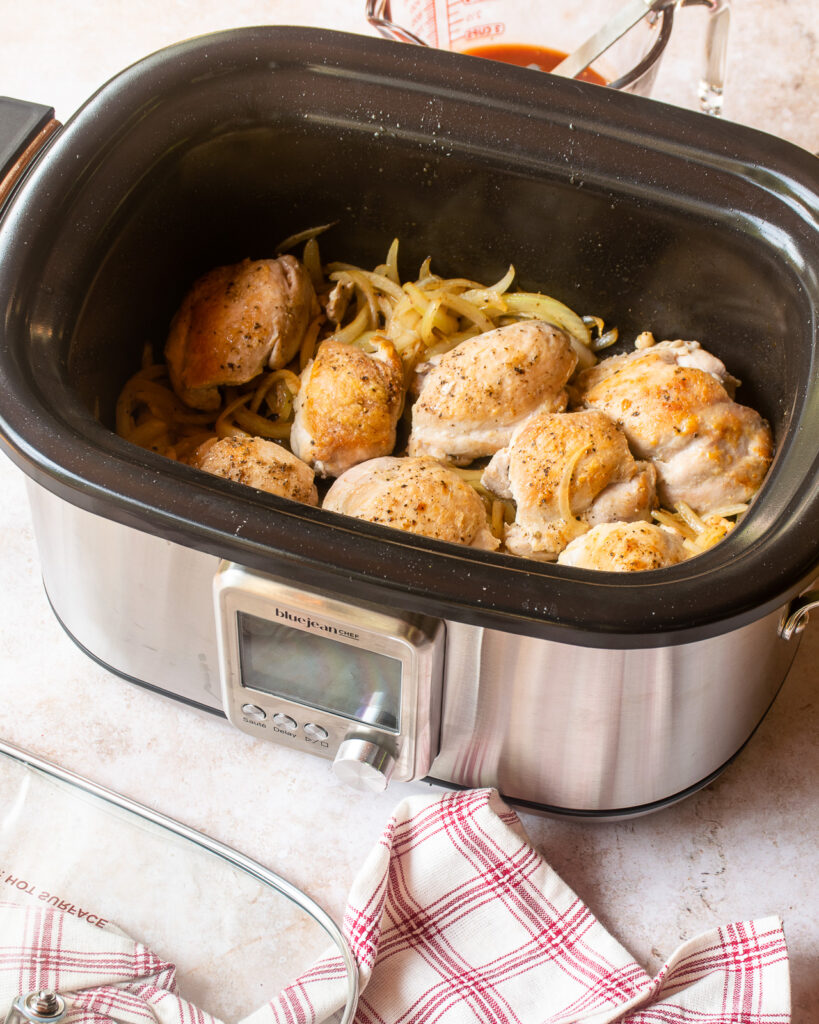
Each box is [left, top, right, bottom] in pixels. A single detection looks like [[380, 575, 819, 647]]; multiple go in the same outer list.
[[366, 0, 731, 114]]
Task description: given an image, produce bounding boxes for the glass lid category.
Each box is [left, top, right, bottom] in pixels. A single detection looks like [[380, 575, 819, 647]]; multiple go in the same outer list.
[[0, 739, 358, 1023]]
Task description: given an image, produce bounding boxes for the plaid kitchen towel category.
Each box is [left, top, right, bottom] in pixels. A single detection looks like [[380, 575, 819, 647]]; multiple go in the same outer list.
[[0, 789, 790, 1024], [258, 788, 790, 1024], [0, 901, 198, 1024]]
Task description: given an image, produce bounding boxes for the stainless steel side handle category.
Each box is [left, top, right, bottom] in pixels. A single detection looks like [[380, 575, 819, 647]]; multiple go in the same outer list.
[[779, 589, 819, 641]]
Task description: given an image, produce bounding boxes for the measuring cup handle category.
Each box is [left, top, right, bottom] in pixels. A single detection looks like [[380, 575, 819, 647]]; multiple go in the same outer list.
[[366, 0, 428, 46], [682, 0, 731, 115]]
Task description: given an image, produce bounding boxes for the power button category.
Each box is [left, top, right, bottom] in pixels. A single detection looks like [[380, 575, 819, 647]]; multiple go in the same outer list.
[[304, 722, 329, 741]]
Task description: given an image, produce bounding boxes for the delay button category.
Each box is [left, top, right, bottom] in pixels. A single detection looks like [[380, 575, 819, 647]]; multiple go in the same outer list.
[[272, 713, 297, 731]]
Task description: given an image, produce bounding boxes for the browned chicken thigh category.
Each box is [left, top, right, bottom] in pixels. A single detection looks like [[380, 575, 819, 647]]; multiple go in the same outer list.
[[408, 320, 577, 463], [574, 339, 773, 514], [290, 338, 405, 477], [482, 410, 656, 559], [165, 256, 318, 411], [557, 521, 688, 572], [575, 338, 737, 395], [188, 435, 318, 504], [323, 456, 499, 550]]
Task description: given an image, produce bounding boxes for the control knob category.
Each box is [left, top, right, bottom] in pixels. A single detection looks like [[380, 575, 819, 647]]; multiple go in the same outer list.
[[332, 737, 395, 793]]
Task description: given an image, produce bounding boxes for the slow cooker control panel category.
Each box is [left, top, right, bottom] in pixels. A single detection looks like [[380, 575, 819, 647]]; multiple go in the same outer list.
[[213, 563, 445, 792]]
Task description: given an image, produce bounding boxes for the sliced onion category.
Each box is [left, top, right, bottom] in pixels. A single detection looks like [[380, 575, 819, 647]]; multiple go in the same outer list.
[[325, 304, 371, 346], [558, 443, 591, 534], [420, 295, 458, 348], [403, 281, 432, 315], [592, 327, 619, 351], [233, 406, 293, 440], [302, 237, 324, 289], [275, 222, 335, 254], [374, 238, 401, 284], [436, 291, 495, 333], [329, 265, 404, 302]]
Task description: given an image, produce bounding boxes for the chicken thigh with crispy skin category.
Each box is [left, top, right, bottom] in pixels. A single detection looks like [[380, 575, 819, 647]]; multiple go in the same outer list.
[[574, 339, 773, 514], [482, 410, 656, 559], [575, 339, 737, 395], [323, 456, 499, 550], [188, 435, 318, 505], [407, 320, 577, 464], [165, 256, 318, 411], [557, 521, 687, 572], [290, 338, 405, 478]]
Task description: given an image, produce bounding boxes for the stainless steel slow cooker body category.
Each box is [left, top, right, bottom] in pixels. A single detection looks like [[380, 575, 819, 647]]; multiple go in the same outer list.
[[0, 28, 817, 816]]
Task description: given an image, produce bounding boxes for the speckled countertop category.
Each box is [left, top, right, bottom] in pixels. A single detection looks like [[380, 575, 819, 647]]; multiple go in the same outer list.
[[0, 1, 817, 1021]]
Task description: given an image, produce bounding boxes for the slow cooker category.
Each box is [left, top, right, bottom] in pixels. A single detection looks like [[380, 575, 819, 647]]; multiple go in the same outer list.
[[0, 28, 817, 817]]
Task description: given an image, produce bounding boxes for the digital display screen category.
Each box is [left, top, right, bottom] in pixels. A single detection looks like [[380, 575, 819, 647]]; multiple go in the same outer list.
[[237, 611, 402, 732]]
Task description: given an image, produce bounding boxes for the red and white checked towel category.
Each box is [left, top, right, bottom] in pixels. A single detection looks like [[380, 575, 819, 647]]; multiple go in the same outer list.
[[0, 789, 790, 1024]]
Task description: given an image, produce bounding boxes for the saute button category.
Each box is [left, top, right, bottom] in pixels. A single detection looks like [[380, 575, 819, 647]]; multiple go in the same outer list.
[[241, 703, 266, 721], [272, 713, 297, 730], [304, 722, 329, 741]]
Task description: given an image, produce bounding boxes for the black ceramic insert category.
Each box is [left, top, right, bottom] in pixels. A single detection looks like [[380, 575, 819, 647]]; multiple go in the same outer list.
[[0, 27, 817, 646]]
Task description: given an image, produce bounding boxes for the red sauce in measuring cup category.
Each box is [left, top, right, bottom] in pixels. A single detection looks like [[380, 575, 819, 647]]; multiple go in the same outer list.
[[463, 43, 608, 86]]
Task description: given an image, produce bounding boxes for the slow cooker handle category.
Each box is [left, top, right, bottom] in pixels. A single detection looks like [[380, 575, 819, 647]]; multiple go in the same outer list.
[[779, 588, 819, 641], [0, 97, 61, 212]]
